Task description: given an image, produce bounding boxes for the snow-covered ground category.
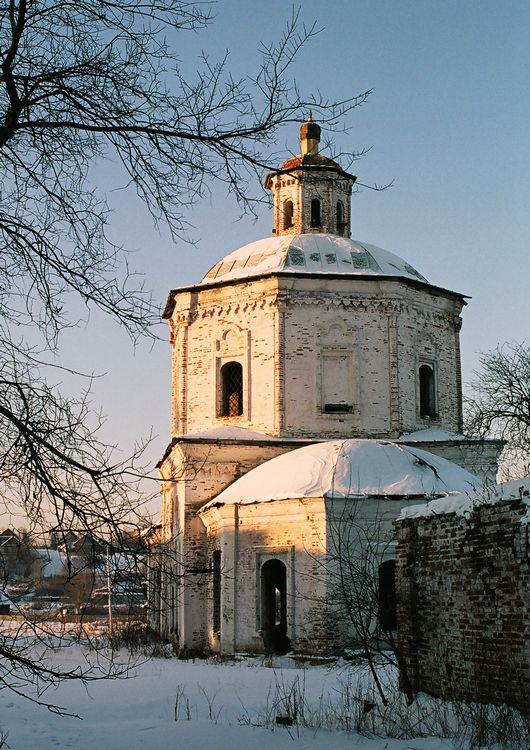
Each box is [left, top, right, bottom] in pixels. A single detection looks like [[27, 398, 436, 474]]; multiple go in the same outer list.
[[0, 632, 508, 750]]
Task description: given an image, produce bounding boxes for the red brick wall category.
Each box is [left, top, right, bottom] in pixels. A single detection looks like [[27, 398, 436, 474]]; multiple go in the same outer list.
[[395, 499, 530, 714]]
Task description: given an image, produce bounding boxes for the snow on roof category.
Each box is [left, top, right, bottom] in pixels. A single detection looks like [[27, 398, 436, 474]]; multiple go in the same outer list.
[[31, 548, 68, 578], [398, 475, 530, 523], [200, 234, 429, 286], [200, 439, 482, 510], [397, 428, 469, 442]]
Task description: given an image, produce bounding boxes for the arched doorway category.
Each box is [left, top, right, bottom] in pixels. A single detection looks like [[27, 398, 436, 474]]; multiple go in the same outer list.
[[260, 559, 291, 654]]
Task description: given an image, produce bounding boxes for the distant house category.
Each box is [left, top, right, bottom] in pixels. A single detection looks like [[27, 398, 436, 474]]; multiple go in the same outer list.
[[31, 548, 70, 595], [54, 530, 100, 560], [0, 529, 32, 581]]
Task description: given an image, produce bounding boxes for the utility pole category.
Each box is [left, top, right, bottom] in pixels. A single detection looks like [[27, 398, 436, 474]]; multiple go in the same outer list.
[[106, 544, 113, 633]]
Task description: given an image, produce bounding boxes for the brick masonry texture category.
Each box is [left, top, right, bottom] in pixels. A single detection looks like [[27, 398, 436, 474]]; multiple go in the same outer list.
[[395, 499, 530, 714]]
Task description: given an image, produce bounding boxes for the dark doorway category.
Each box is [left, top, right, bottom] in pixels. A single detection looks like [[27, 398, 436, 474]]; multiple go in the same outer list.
[[378, 560, 397, 631], [260, 559, 291, 654]]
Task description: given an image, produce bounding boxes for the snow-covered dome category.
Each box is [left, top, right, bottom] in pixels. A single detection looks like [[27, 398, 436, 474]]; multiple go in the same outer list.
[[200, 234, 428, 286], [200, 439, 482, 509]]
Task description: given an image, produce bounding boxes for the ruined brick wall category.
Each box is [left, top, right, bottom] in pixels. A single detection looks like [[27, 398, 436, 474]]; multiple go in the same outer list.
[[395, 499, 530, 714]]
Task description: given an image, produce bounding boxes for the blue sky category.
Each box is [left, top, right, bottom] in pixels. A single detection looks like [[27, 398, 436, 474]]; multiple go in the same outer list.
[[57, 1, 530, 504]]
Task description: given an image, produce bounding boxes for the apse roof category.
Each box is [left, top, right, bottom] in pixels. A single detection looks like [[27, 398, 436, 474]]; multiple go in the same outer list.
[[200, 234, 428, 286], [200, 439, 482, 510]]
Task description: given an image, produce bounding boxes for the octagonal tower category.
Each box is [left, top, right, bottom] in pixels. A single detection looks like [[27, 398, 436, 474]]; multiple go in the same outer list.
[[265, 115, 356, 237]]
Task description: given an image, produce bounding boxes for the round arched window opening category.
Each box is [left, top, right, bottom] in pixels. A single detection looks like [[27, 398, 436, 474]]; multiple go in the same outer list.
[[310, 198, 321, 228], [419, 364, 436, 418], [283, 199, 294, 229], [220, 361, 243, 417]]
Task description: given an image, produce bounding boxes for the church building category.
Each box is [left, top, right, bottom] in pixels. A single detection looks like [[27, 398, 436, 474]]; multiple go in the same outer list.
[[151, 118, 502, 655]]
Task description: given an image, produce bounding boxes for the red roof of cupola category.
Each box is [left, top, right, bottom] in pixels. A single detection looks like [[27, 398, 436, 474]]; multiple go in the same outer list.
[[264, 115, 356, 188]]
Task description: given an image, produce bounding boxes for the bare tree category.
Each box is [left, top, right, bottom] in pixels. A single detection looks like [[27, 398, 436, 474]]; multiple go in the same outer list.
[[465, 342, 530, 479], [0, 0, 371, 713], [325, 498, 414, 707]]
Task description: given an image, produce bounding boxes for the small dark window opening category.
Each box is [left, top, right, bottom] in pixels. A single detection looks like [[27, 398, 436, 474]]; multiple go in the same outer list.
[[336, 200, 345, 234], [378, 560, 397, 631], [419, 364, 436, 418], [310, 198, 321, 228], [220, 361, 243, 417], [324, 403, 353, 413], [260, 559, 290, 654], [283, 200, 294, 229], [212, 550, 221, 635]]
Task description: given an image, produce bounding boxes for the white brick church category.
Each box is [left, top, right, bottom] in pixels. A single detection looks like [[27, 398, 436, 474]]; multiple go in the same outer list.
[[150, 118, 502, 655]]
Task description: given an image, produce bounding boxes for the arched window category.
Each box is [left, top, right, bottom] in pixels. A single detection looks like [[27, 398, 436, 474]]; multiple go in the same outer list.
[[336, 200, 345, 234], [378, 560, 397, 631], [220, 361, 243, 417], [283, 199, 294, 229], [419, 363, 436, 418], [310, 198, 321, 228]]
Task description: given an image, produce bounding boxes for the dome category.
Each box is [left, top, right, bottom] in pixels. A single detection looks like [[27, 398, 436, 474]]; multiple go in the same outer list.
[[201, 234, 428, 286], [200, 439, 482, 509]]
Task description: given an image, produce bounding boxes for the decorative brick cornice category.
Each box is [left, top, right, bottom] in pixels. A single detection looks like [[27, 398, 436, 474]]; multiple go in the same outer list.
[[404, 305, 459, 327], [170, 293, 412, 322], [171, 295, 278, 324]]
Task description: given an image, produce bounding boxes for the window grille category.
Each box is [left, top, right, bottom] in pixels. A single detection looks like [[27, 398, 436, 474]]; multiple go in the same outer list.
[[220, 361, 243, 417], [350, 250, 381, 271], [287, 248, 305, 266]]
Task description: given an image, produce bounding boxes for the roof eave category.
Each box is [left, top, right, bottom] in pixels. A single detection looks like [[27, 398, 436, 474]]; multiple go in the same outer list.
[[264, 163, 357, 189], [163, 270, 468, 315]]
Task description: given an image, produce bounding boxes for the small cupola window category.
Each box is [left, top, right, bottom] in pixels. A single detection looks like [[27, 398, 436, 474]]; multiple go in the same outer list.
[[220, 361, 243, 417], [336, 200, 345, 235], [283, 200, 294, 229], [310, 198, 321, 228]]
